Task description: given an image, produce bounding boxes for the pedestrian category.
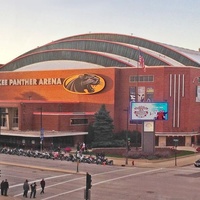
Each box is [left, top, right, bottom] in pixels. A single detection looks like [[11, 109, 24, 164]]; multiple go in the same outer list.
[[81, 142, 86, 152], [4, 179, 9, 196], [1, 180, 4, 195], [30, 182, 37, 198], [40, 179, 45, 194], [23, 179, 30, 198]]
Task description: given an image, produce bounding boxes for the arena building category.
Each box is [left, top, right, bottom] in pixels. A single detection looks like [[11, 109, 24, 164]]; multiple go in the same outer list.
[[1, 33, 200, 149]]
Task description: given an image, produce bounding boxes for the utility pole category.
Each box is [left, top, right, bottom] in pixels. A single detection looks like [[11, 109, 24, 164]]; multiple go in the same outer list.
[[123, 107, 129, 165]]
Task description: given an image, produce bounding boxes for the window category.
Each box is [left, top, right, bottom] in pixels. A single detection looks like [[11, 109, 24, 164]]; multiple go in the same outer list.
[[0, 108, 7, 127], [129, 75, 154, 82], [70, 118, 88, 125], [12, 108, 18, 127]]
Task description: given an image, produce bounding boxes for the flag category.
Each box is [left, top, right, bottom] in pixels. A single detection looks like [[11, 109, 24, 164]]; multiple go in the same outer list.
[[138, 49, 146, 72]]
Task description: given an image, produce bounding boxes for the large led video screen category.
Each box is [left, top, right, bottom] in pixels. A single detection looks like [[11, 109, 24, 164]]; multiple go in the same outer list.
[[130, 102, 168, 120]]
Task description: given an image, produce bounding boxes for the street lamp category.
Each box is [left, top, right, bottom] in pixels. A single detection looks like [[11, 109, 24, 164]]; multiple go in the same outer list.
[[173, 138, 179, 166], [123, 107, 129, 165], [40, 107, 44, 152]]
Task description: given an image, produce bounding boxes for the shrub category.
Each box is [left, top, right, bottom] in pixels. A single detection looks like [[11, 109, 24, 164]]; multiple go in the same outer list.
[[92, 140, 125, 148]]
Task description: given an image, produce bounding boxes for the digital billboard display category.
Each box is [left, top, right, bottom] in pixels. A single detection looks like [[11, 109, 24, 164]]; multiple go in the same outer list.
[[130, 102, 168, 120]]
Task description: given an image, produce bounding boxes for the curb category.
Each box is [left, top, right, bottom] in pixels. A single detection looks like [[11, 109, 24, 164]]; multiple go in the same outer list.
[[0, 161, 85, 175]]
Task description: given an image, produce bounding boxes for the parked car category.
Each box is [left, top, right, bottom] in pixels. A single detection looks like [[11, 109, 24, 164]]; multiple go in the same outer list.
[[194, 159, 200, 167]]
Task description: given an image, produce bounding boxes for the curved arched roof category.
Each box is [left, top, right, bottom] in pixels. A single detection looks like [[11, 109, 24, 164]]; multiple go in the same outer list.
[[1, 33, 200, 71]]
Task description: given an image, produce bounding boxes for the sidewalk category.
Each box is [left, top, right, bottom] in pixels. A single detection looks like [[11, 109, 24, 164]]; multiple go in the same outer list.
[[109, 146, 200, 168], [111, 154, 199, 168]]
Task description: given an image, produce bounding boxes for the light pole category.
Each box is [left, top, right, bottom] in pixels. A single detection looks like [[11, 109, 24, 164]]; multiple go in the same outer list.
[[40, 107, 44, 152], [173, 138, 179, 166], [135, 123, 138, 150], [123, 107, 129, 165], [76, 151, 80, 173]]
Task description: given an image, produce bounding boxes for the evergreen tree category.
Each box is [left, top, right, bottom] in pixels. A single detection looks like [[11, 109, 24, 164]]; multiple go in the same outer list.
[[93, 104, 114, 142], [85, 123, 95, 147]]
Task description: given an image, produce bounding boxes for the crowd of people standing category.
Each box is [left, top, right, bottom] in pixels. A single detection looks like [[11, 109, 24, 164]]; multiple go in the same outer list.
[[23, 179, 46, 198], [0, 178, 45, 198]]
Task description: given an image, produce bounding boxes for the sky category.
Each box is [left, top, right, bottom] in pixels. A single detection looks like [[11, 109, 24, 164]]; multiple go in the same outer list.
[[0, 0, 200, 64]]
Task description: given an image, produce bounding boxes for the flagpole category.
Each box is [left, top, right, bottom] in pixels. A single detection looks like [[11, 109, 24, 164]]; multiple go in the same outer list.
[[136, 50, 139, 150], [136, 47, 146, 150]]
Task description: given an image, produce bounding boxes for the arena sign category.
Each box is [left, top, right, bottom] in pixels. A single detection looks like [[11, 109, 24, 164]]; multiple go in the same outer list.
[[0, 78, 62, 86], [63, 74, 105, 94]]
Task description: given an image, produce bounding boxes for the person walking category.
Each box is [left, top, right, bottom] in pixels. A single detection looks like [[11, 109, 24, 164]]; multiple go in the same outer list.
[[4, 179, 9, 196], [1, 180, 5, 196], [30, 182, 37, 198], [23, 179, 29, 198], [40, 179, 45, 194]]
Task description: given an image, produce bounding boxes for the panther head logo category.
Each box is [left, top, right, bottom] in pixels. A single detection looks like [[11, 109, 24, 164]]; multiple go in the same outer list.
[[63, 74, 105, 94]]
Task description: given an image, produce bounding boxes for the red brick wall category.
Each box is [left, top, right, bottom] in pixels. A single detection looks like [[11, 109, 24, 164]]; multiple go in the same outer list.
[[1, 67, 200, 136]]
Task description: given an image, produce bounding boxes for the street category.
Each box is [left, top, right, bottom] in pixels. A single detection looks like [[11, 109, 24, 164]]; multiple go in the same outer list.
[[0, 154, 200, 200]]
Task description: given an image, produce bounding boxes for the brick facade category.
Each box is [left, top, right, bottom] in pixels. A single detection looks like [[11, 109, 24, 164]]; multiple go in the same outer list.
[[1, 66, 200, 147]]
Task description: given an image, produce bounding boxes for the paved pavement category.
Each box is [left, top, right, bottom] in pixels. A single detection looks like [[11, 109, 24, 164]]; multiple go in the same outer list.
[[1, 146, 200, 200], [109, 146, 200, 168], [110, 153, 200, 168], [0, 197, 20, 200]]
